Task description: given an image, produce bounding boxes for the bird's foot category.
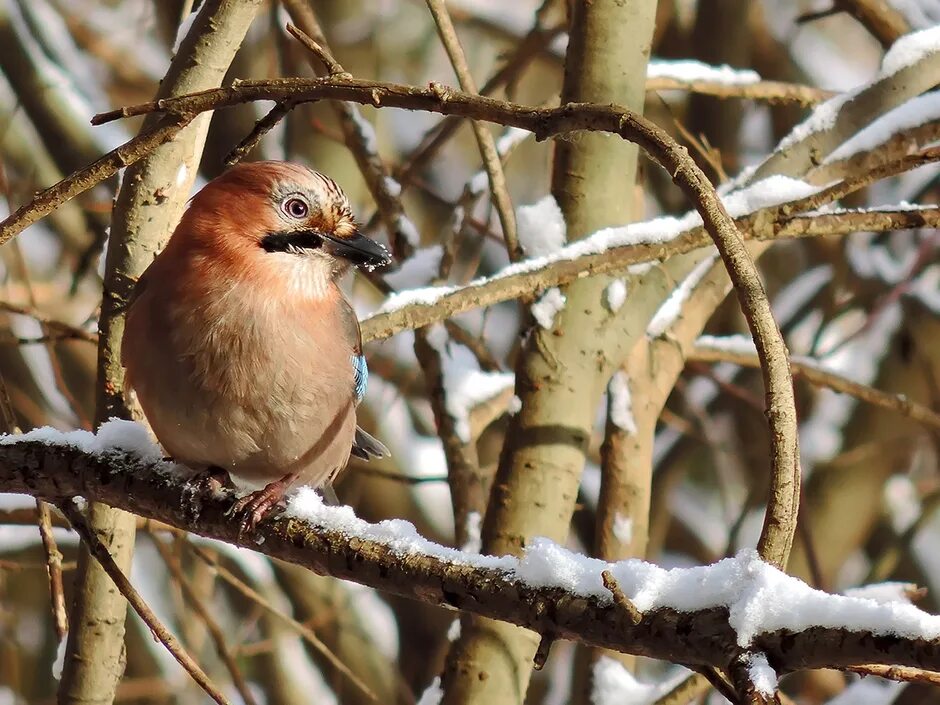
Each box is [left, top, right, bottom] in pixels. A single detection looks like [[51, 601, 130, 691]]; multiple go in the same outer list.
[[227, 473, 297, 540], [182, 466, 233, 526]]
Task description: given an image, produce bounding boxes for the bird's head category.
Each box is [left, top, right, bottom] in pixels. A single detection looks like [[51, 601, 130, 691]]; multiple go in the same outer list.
[[176, 161, 392, 298]]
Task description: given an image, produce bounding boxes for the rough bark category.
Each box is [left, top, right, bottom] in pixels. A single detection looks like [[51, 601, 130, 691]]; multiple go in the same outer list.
[[439, 3, 657, 704], [0, 442, 938, 676]]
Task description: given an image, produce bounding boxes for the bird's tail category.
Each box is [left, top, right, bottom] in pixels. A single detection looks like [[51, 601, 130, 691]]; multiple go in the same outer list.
[[350, 426, 390, 460]]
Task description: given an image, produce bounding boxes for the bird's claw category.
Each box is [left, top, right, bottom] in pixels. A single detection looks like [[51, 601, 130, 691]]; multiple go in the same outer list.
[[182, 466, 232, 526], [226, 482, 290, 540]]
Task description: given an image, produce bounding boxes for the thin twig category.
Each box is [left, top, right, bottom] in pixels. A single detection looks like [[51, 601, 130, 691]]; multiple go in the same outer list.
[[224, 101, 294, 165], [601, 570, 642, 625], [59, 499, 232, 705], [424, 0, 520, 261], [0, 367, 69, 642], [151, 537, 260, 705], [285, 22, 348, 77], [36, 500, 69, 641], [849, 663, 940, 685], [187, 542, 380, 704], [689, 341, 940, 432]]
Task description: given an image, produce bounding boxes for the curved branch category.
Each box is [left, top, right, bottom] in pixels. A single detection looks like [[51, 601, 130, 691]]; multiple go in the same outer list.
[[8, 76, 939, 567], [1, 439, 939, 676]]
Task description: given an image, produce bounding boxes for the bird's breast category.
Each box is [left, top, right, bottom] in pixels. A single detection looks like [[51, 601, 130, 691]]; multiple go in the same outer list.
[[126, 276, 358, 479]]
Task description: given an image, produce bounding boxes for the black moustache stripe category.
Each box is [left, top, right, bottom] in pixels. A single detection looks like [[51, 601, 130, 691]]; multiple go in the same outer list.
[[260, 230, 322, 253]]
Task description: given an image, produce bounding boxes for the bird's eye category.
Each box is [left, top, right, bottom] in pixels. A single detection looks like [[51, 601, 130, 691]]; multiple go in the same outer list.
[[283, 197, 309, 220]]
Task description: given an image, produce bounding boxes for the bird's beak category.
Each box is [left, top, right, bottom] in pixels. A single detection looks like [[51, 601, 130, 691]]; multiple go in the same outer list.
[[321, 230, 392, 269]]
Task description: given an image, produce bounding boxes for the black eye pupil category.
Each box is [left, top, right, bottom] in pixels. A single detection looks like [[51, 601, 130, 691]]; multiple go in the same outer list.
[[286, 199, 308, 218]]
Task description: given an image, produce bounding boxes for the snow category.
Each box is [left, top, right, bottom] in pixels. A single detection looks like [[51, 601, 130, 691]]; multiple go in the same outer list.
[[844, 582, 917, 605], [295, 485, 485, 574], [880, 25, 940, 77], [516, 196, 567, 257], [51, 635, 67, 680], [826, 91, 940, 163], [371, 175, 821, 321], [531, 287, 566, 329], [0, 418, 166, 465], [647, 60, 760, 85], [608, 371, 637, 435], [695, 334, 757, 356], [513, 541, 940, 647], [824, 678, 903, 705], [591, 657, 690, 705], [605, 280, 628, 313], [347, 108, 379, 156], [612, 514, 633, 545], [172, 8, 199, 54], [746, 652, 777, 697], [884, 475, 921, 533], [416, 677, 443, 705], [425, 326, 515, 443], [495, 126, 531, 155], [770, 25, 940, 158], [463, 511, 482, 553], [647, 254, 719, 337], [395, 214, 421, 248]]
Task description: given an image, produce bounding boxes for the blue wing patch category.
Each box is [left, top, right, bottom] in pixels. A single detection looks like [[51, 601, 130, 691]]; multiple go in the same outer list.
[[351, 353, 369, 404]]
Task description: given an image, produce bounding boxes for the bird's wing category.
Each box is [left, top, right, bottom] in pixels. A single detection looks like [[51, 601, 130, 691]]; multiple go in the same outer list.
[[337, 296, 369, 404], [351, 426, 390, 459], [120, 267, 154, 369]]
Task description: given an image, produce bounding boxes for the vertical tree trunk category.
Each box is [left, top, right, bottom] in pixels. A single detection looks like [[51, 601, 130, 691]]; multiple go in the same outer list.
[[688, 0, 751, 180], [57, 3, 263, 703], [439, 3, 657, 704]]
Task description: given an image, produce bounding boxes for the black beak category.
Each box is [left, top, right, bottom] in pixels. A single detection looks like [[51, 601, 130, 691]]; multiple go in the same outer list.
[[321, 230, 392, 269]]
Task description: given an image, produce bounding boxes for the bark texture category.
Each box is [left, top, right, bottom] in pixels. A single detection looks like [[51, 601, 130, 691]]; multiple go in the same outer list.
[[440, 3, 657, 703], [58, 3, 263, 703]]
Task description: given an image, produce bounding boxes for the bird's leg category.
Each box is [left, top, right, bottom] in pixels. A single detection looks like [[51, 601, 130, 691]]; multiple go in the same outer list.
[[182, 465, 234, 526], [228, 472, 299, 539]]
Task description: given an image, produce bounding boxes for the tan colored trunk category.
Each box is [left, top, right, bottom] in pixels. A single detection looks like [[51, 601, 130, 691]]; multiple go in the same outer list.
[[58, 3, 263, 704], [439, 3, 657, 704]]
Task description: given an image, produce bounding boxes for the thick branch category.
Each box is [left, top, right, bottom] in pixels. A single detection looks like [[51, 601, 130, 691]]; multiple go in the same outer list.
[[1, 441, 939, 675]]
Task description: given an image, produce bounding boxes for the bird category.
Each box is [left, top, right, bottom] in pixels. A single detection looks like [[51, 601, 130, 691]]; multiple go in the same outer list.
[[121, 161, 392, 534]]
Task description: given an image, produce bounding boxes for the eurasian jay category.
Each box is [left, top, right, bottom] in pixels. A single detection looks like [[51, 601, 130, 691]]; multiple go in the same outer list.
[[121, 161, 391, 533]]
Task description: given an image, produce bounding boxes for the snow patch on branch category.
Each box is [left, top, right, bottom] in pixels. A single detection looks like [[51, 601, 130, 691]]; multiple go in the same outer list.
[[517, 196, 567, 257], [416, 676, 443, 705], [608, 371, 637, 435], [647, 60, 760, 85], [695, 334, 757, 355], [425, 326, 515, 443], [825, 91, 940, 164], [647, 254, 719, 337], [512, 539, 940, 647], [605, 280, 628, 313], [591, 657, 690, 705], [746, 652, 777, 697], [0, 419, 165, 465], [372, 176, 820, 320], [881, 25, 940, 76], [768, 25, 940, 161], [532, 288, 566, 329]]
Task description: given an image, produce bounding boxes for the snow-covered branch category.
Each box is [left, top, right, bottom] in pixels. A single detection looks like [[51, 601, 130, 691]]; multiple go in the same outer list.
[[2, 423, 940, 678]]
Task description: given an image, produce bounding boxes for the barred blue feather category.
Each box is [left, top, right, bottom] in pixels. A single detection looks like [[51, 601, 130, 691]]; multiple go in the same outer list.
[[351, 353, 368, 403]]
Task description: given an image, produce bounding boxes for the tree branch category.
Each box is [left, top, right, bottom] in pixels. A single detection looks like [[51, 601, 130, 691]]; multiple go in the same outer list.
[[1, 439, 939, 676]]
